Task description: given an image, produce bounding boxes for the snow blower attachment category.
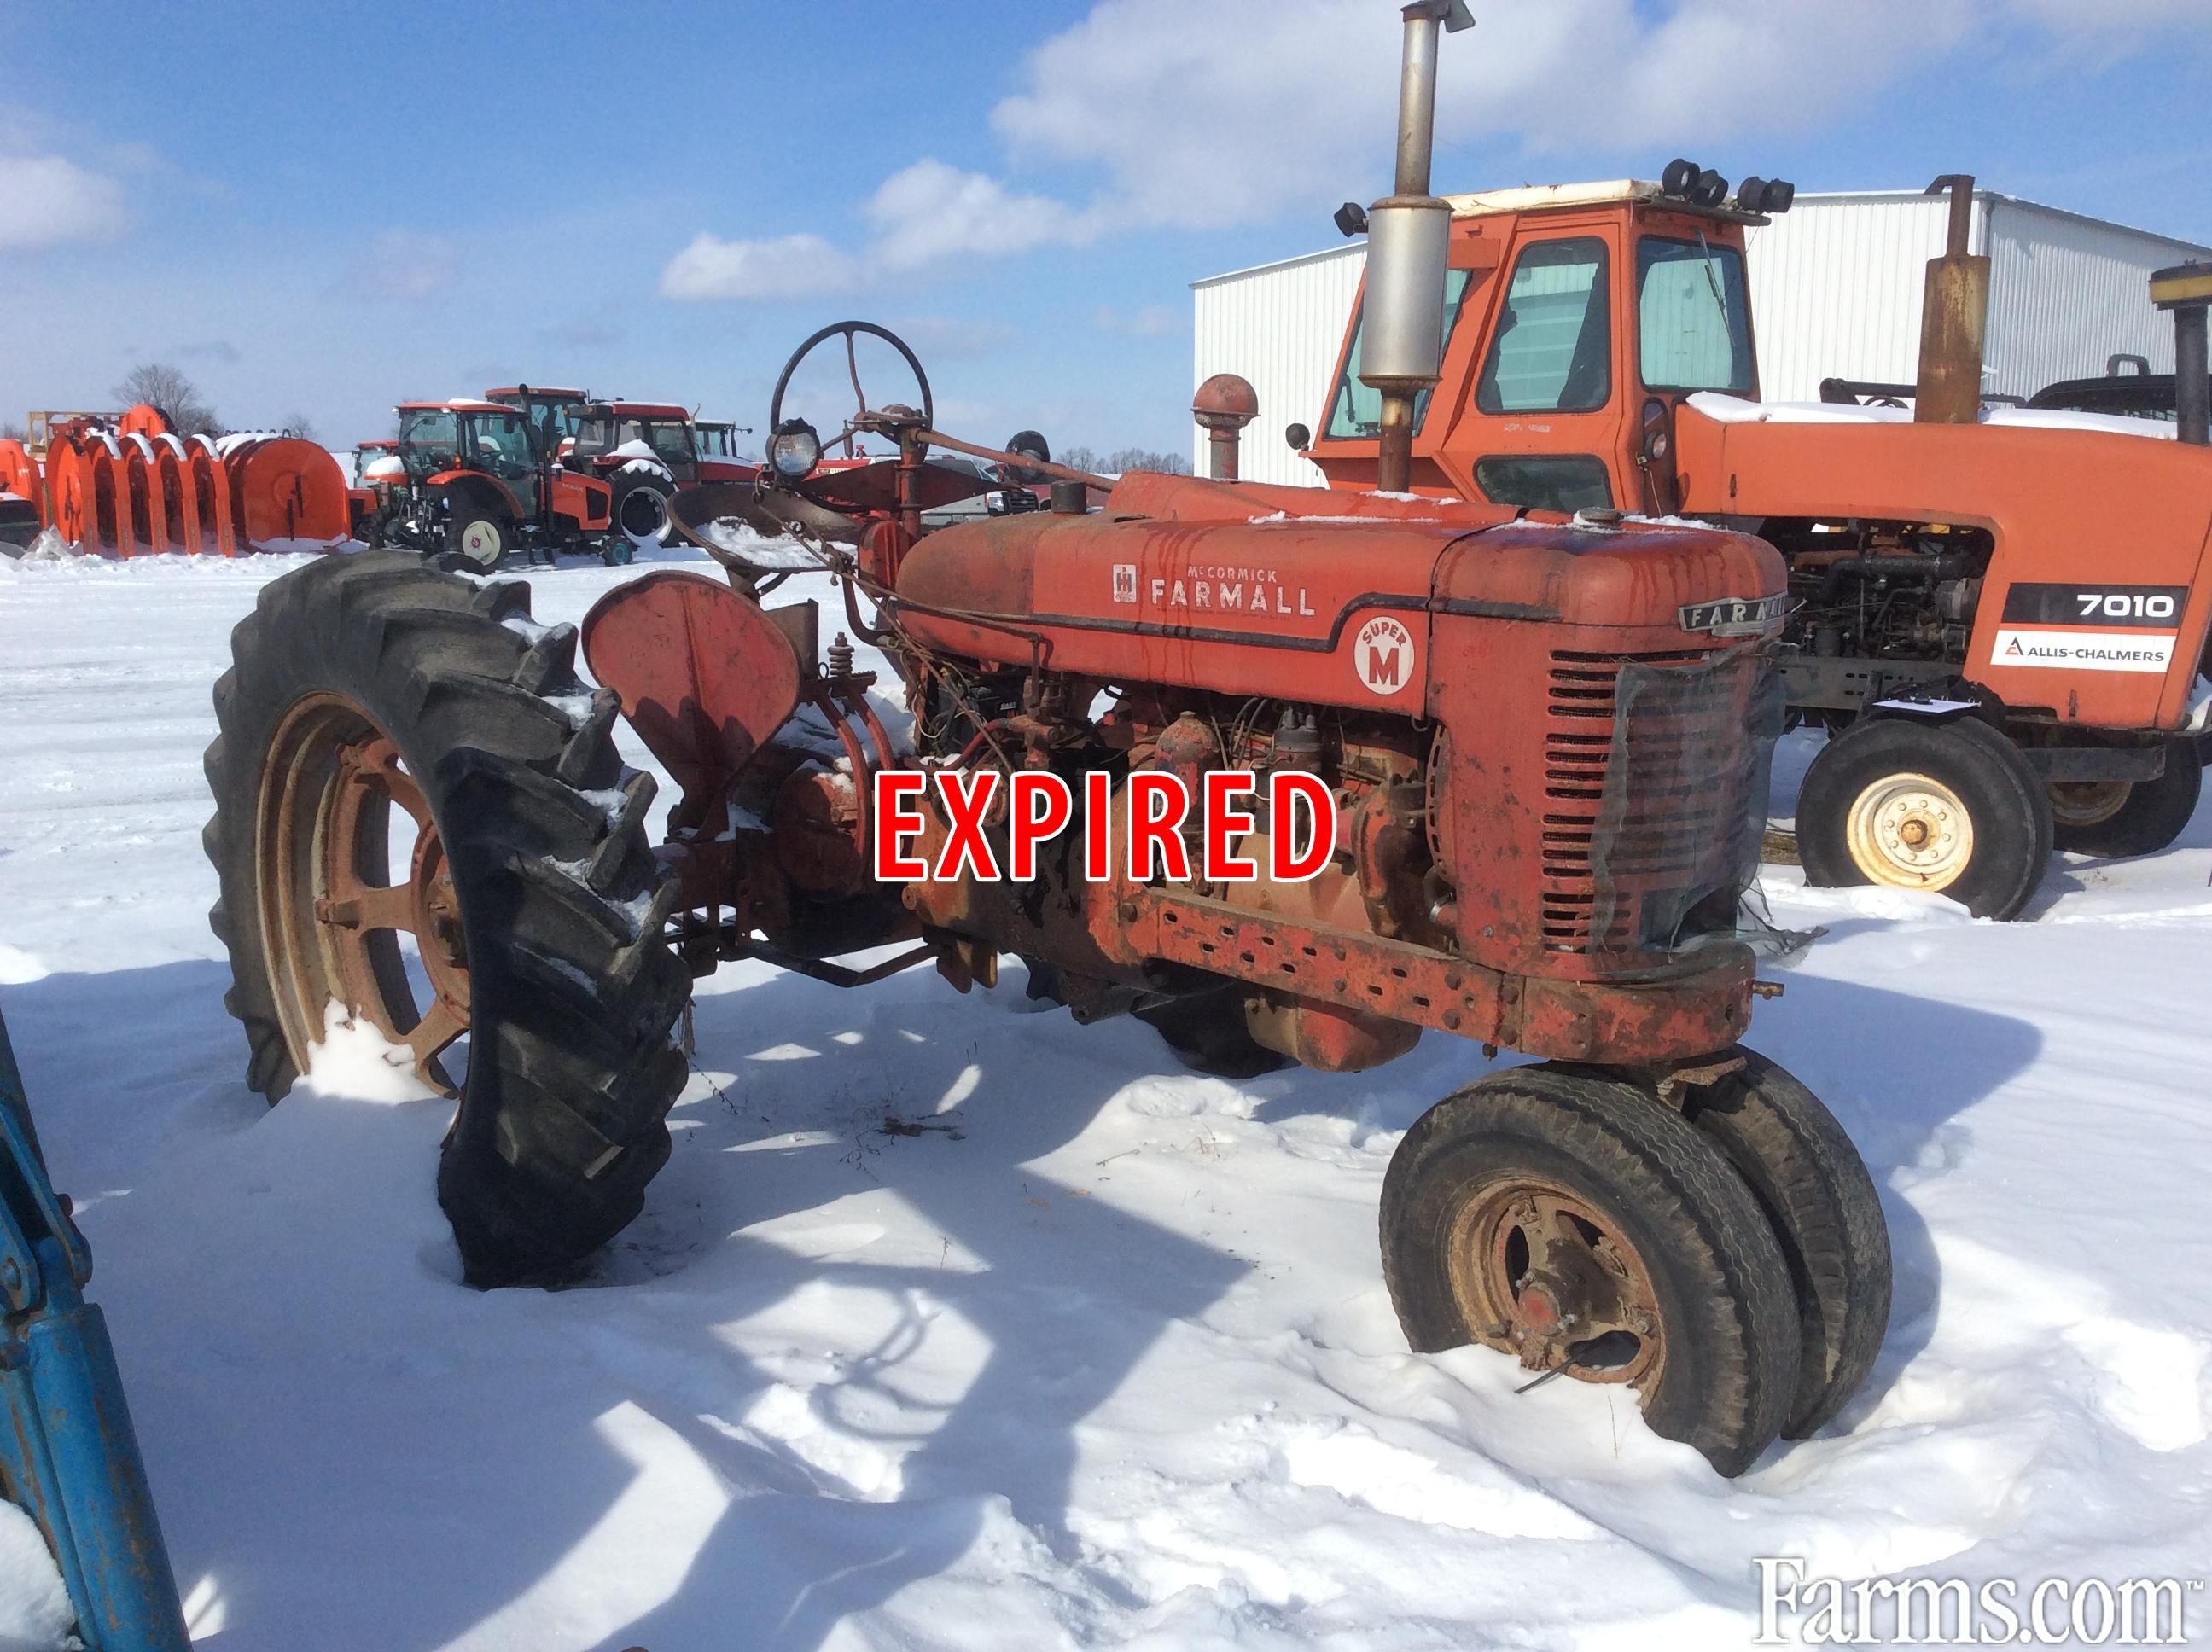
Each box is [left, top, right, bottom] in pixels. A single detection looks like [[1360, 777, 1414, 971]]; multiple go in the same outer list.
[[201, 3, 1888, 1475], [0, 406, 350, 556], [0, 1009, 190, 1649]]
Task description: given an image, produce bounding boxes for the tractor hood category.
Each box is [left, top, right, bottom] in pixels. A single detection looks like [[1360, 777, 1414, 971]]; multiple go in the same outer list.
[[893, 474, 1783, 714], [1674, 392, 2212, 729]]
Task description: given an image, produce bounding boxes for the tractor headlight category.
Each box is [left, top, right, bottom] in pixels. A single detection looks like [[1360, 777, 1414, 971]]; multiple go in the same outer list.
[[768, 418, 821, 480]]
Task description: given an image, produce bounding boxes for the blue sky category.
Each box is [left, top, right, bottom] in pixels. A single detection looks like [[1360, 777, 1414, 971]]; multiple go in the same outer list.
[[3, 0, 2207, 460]]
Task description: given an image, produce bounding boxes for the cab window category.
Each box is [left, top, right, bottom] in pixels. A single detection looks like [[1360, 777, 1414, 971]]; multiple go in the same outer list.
[[1324, 269, 1474, 440], [397, 410, 458, 480], [1637, 236, 1754, 393], [1475, 238, 1611, 415], [1473, 454, 1613, 513]]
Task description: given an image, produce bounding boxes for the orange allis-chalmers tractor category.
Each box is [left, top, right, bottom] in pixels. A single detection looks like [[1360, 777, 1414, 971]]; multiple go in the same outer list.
[[1301, 155, 2212, 919], [199, 4, 1885, 1475]]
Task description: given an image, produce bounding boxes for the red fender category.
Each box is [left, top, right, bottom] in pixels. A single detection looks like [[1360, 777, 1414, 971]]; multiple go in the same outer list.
[[579, 571, 801, 809]]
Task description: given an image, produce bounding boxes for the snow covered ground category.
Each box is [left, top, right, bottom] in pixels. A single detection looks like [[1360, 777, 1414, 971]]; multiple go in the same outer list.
[[1, 546, 2208, 1650]]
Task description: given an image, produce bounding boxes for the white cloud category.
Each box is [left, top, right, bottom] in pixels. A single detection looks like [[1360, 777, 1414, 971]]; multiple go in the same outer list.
[[0, 153, 126, 253], [992, 0, 1994, 228], [346, 229, 458, 302], [659, 230, 860, 301], [661, 0, 2205, 296], [864, 160, 1099, 270], [659, 166, 1096, 302]]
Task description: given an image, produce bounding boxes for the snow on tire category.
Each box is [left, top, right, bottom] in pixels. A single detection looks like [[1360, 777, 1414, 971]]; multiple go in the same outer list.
[[202, 551, 688, 1285]]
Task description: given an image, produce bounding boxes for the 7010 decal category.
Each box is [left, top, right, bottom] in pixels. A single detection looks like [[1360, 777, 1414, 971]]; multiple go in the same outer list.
[[1999, 583, 2188, 630]]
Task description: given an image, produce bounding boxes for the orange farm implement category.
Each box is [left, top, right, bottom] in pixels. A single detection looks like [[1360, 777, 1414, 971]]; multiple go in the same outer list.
[[0, 405, 350, 557]]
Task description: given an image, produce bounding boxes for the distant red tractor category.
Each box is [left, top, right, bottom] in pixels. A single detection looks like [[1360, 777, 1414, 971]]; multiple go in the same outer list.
[[567, 399, 757, 549], [364, 398, 619, 570]]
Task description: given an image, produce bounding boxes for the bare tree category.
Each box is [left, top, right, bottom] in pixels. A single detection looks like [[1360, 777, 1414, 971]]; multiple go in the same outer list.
[[0, 420, 23, 443], [1106, 446, 1191, 475], [112, 362, 219, 436], [1059, 445, 1190, 476], [281, 411, 318, 443]]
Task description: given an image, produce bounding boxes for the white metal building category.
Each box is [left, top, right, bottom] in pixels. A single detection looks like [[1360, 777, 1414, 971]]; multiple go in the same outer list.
[[1192, 187, 2211, 486]]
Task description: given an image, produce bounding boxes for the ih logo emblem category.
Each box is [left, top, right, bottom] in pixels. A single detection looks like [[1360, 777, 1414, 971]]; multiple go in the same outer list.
[[1355, 615, 1415, 695], [1111, 563, 1138, 604]]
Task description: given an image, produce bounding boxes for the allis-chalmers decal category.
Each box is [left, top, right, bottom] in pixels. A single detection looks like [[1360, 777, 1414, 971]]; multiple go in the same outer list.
[[1992, 583, 2186, 672], [871, 769, 1337, 886], [1679, 594, 1787, 637]]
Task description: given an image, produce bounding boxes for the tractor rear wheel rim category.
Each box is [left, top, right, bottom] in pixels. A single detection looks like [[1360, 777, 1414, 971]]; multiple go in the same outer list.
[[1445, 1176, 1664, 1387], [2047, 777, 2133, 829], [460, 519, 503, 567], [620, 489, 666, 542], [1844, 771, 1973, 890], [256, 692, 469, 1095]]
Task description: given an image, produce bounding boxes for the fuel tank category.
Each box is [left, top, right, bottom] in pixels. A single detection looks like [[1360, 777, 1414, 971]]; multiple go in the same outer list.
[[892, 473, 1784, 713]]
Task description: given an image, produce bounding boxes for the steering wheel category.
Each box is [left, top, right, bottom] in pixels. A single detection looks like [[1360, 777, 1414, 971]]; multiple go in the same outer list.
[[767, 321, 934, 458]]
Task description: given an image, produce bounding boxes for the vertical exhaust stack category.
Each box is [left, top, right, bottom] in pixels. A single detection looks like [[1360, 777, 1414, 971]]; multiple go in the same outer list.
[[1359, 0, 1474, 493], [2151, 260, 2212, 446], [1192, 373, 1260, 480], [1914, 174, 1990, 424]]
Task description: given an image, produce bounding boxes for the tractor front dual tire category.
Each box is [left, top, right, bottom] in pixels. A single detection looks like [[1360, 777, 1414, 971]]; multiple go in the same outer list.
[[1674, 1049, 1890, 1438], [2048, 736, 2203, 858], [1796, 716, 2052, 920], [203, 551, 688, 1285], [1381, 1067, 1800, 1476]]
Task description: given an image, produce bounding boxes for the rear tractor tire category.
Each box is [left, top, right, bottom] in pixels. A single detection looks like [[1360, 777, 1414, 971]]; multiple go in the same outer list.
[[1381, 1067, 1801, 1475], [1796, 715, 2052, 920], [614, 481, 672, 550], [202, 551, 688, 1285], [2048, 736, 2203, 858]]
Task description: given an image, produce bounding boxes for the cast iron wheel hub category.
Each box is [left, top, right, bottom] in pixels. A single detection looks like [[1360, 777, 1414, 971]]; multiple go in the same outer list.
[[1446, 1178, 1663, 1386]]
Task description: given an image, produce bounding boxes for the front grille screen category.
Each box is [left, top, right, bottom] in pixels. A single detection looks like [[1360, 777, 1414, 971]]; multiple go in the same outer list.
[[1544, 643, 1780, 955]]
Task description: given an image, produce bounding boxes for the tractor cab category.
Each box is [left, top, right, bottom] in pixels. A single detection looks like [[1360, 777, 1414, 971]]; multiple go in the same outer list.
[[1307, 172, 1784, 515], [397, 401, 544, 513], [569, 402, 700, 485], [484, 385, 588, 463]]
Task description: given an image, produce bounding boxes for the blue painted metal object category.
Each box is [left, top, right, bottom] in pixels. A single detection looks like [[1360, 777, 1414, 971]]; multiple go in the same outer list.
[[0, 1007, 189, 1649]]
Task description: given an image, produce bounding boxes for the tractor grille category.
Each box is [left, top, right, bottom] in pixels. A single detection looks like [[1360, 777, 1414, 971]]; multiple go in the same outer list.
[[1540, 645, 1774, 953]]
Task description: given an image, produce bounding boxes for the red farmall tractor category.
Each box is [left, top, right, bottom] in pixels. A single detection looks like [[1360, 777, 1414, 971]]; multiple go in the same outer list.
[[200, 5, 1885, 1475]]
